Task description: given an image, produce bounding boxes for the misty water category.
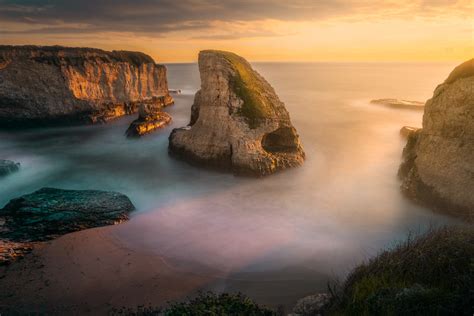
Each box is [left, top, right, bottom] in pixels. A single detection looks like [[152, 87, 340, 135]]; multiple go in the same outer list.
[[0, 62, 461, 307]]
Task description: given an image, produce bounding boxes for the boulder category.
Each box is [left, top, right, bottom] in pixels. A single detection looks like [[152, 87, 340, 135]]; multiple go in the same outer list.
[[399, 58, 474, 220], [0, 45, 173, 126], [169, 50, 305, 176], [0, 187, 135, 243], [0, 160, 20, 176], [125, 99, 172, 137], [399, 126, 420, 138]]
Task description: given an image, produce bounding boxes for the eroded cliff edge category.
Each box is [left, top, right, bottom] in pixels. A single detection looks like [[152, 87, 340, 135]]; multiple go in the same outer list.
[[0, 45, 173, 126], [169, 50, 305, 176], [399, 58, 474, 220]]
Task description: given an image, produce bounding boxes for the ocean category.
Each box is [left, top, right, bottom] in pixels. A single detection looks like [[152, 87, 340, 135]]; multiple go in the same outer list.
[[0, 62, 461, 310]]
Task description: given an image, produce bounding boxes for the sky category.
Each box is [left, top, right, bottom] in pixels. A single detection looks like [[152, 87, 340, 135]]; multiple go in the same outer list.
[[0, 0, 472, 63]]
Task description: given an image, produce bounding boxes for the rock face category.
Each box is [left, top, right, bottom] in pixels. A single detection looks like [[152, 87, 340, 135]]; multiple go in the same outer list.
[[371, 99, 424, 110], [0, 45, 173, 126], [125, 99, 172, 137], [399, 58, 474, 220], [0, 160, 20, 176], [169, 50, 305, 176]]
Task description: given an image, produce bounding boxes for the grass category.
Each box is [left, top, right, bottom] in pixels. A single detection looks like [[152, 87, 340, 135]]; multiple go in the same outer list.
[[325, 226, 474, 315], [204, 50, 273, 129], [110, 292, 275, 316]]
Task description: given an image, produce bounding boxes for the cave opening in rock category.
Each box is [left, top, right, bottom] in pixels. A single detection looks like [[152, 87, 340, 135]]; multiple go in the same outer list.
[[262, 127, 299, 153]]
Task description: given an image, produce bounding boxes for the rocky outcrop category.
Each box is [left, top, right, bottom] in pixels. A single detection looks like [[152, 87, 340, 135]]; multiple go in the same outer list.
[[399, 126, 420, 138], [0, 160, 20, 176], [169, 50, 305, 176], [399, 58, 474, 220], [125, 99, 172, 137], [0, 187, 135, 264], [0, 45, 173, 126], [371, 99, 424, 110]]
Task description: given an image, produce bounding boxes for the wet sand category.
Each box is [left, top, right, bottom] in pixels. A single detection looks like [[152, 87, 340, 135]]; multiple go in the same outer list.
[[0, 226, 215, 314]]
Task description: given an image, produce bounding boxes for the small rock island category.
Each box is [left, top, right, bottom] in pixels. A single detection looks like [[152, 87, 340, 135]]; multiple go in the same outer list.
[[169, 50, 305, 176], [399, 58, 474, 220], [126, 100, 172, 137], [0, 45, 173, 126]]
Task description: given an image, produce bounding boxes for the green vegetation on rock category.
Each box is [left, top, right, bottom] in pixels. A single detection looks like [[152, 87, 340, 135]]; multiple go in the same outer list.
[[207, 50, 273, 129], [110, 292, 275, 316], [326, 227, 474, 315]]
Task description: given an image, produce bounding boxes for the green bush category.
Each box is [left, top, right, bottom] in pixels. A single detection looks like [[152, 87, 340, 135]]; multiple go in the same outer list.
[[110, 292, 275, 316], [326, 226, 474, 316], [164, 292, 275, 316]]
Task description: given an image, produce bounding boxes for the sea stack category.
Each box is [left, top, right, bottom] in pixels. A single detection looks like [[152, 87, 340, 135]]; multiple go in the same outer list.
[[125, 99, 172, 137], [169, 50, 305, 176], [399, 58, 474, 220], [0, 45, 173, 126]]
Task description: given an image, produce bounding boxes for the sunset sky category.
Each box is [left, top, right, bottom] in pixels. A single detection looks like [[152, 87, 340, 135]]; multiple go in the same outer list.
[[0, 0, 472, 63]]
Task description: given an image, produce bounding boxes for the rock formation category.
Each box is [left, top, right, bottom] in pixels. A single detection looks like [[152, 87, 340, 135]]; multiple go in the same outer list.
[[0, 187, 135, 264], [371, 99, 424, 110], [399, 58, 474, 220], [0, 45, 173, 126], [0, 160, 20, 176], [399, 126, 420, 138], [125, 99, 172, 137], [169, 50, 305, 176]]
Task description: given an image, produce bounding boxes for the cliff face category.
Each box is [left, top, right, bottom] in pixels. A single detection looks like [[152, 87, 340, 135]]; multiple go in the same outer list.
[[0, 45, 173, 126], [169, 50, 305, 176], [399, 58, 474, 220]]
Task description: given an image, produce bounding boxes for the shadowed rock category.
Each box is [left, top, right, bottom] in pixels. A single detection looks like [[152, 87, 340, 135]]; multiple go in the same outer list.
[[0, 188, 134, 264], [0, 45, 173, 127], [0, 160, 20, 176], [399, 126, 420, 138], [126, 98, 172, 137], [399, 58, 474, 221], [169, 50, 305, 176]]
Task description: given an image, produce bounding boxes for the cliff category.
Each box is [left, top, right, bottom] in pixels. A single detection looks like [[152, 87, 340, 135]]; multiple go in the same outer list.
[[169, 50, 305, 176], [399, 58, 474, 220], [0, 45, 173, 126]]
